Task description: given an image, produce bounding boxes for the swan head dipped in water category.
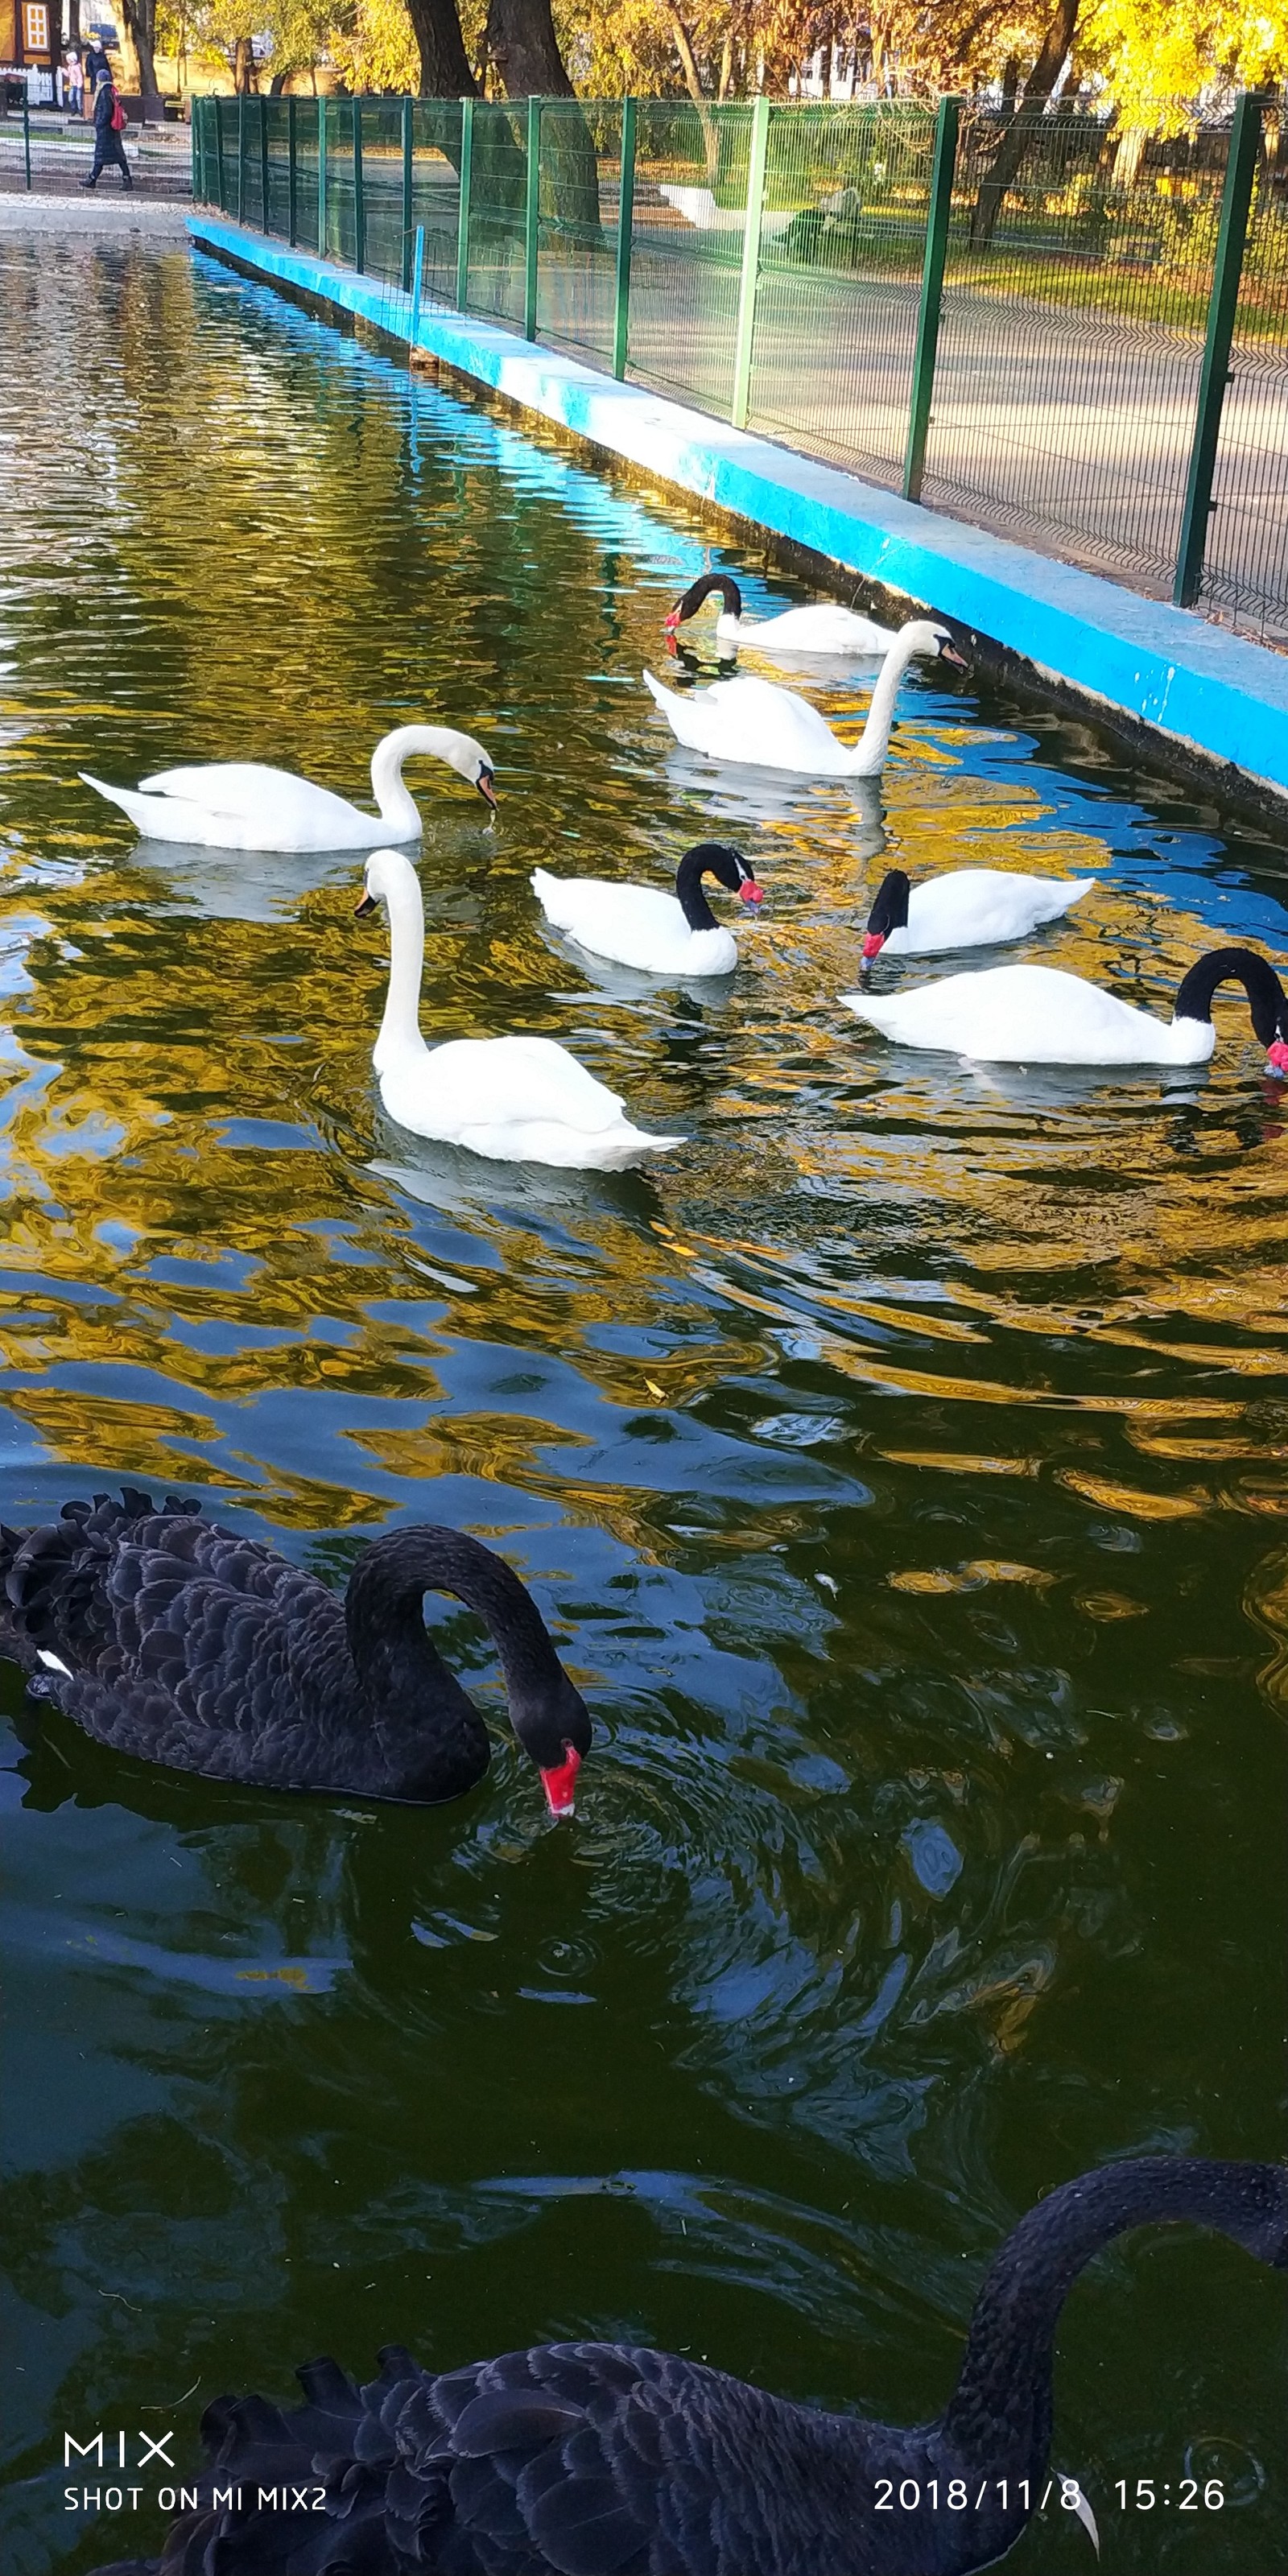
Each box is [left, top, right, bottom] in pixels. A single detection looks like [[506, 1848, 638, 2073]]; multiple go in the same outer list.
[[0, 1489, 592, 1816]]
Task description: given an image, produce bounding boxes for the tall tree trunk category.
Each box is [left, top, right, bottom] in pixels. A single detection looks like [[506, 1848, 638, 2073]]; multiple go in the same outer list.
[[485, 0, 601, 246], [668, 5, 719, 180], [120, 0, 159, 96], [232, 34, 256, 95], [406, 0, 480, 97], [969, 0, 1080, 246], [484, 0, 572, 94]]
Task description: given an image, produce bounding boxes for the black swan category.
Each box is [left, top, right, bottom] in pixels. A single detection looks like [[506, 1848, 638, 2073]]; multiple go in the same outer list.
[[88, 2158, 1285, 2576], [0, 1488, 592, 1814]]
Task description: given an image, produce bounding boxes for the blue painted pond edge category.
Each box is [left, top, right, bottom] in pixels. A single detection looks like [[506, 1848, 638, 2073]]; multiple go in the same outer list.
[[188, 215, 1288, 817]]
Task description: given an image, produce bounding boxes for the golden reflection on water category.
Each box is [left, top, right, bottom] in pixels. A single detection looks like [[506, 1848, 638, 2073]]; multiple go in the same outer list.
[[2, 237, 1287, 2576]]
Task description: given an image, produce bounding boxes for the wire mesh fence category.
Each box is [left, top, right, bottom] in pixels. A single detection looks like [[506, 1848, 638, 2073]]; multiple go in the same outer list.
[[1201, 123, 1288, 642], [0, 94, 192, 196], [921, 111, 1229, 597], [192, 90, 1288, 644], [625, 100, 749, 419], [746, 100, 937, 487]]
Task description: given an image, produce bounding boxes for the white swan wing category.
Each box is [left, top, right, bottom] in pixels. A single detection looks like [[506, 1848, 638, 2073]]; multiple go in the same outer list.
[[644, 669, 840, 770], [428, 1036, 635, 1135], [905, 870, 1097, 952], [532, 872, 706, 971], [139, 762, 363, 835], [840, 964, 1168, 1063], [756, 605, 898, 654]]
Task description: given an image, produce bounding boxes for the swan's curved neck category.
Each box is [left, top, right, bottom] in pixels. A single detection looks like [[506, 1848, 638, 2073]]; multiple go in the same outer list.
[[346, 1526, 584, 1770], [1174, 946, 1288, 1042], [678, 572, 742, 625], [373, 864, 426, 1069], [939, 2158, 1286, 2475], [369, 728, 457, 836], [843, 634, 923, 776], [675, 847, 721, 930]]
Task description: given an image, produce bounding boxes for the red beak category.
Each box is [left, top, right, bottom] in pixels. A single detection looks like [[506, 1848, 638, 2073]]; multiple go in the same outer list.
[[740, 881, 764, 906], [861, 931, 885, 959], [663, 609, 682, 634], [1266, 1038, 1288, 1079], [539, 1746, 582, 1818]]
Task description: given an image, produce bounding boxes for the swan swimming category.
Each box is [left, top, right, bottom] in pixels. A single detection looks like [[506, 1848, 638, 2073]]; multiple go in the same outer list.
[[861, 865, 1096, 958], [81, 723, 497, 852], [664, 571, 898, 658], [0, 1488, 592, 1815], [643, 621, 965, 779], [531, 840, 763, 977], [357, 849, 684, 1169], [841, 945, 1288, 1068]]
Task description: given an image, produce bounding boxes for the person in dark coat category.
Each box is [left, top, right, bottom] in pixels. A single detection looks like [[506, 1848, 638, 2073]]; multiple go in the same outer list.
[[81, 38, 112, 88], [80, 76, 133, 189]]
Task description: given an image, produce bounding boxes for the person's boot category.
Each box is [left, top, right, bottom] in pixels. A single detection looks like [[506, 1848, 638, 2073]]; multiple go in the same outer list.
[[80, 175, 97, 188]]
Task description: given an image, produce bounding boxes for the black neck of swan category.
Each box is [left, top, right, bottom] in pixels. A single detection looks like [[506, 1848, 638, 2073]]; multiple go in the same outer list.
[[937, 2157, 1287, 2475], [865, 868, 910, 939], [675, 840, 752, 929], [345, 1528, 591, 1777], [1174, 947, 1288, 1042], [674, 572, 742, 624]]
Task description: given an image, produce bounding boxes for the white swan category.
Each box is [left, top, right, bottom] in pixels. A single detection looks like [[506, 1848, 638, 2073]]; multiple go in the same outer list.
[[840, 946, 1288, 1069], [861, 865, 1096, 958], [643, 621, 965, 779], [531, 840, 763, 978], [81, 724, 497, 853], [665, 572, 898, 659], [356, 850, 684, 1169]]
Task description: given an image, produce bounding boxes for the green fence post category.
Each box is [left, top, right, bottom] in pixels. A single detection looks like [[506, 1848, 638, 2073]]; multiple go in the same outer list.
[[237, 91, 246, 224], [214, 98, 225, 210], [317, 96, 328, 257], [1174, 90, 1261, 609], [613, 94, 636, 381], [456, 95, 473, 308], [259, 92, 270, 232], [524, 94, 541, 339], [731, 94, 770, 431], [353, 96, 365, 273], [287, 94, 297, 244], [402, 96, 414, 291], [903, 94, 960, 503], [410, 221, 425, 345], [193, 96, 205, 203], [22, 89, 31, 191]]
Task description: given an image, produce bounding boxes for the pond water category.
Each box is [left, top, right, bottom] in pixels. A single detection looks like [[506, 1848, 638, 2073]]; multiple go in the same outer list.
[[1, 237, 1286, 2576]]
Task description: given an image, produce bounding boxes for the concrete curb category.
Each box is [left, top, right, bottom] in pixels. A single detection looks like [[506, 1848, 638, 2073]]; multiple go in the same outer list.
[[186, 216, 1288, 812]]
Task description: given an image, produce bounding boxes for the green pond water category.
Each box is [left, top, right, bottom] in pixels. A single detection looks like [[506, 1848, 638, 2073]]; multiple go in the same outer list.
[[1, 237, 1286, 2576]]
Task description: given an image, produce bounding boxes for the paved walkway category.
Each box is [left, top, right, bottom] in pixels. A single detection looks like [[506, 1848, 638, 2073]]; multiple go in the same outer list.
[[0, 190, 189, 234]]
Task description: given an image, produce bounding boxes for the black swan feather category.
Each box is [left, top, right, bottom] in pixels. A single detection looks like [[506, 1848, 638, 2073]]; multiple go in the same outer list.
[[87, 2157, 1286, 2575], [0, 1488, 592, 1809]]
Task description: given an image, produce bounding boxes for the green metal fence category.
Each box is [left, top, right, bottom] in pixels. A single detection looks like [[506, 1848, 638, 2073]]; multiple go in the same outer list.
[[192, 91, 1288, 646]]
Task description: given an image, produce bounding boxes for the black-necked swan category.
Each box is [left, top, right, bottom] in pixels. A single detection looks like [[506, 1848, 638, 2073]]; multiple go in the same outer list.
[[80, 723, 497, 852], [861, 865, 1096, 959], [665, 570, 898, 658], [842, 946, 1288, 1069], [531, 840, 764, 977], [85, 2158, 1288, 2576], [0, 1488, 592, 1814], [357, 848, 683, 1168], [643, 621, 966, 778]]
